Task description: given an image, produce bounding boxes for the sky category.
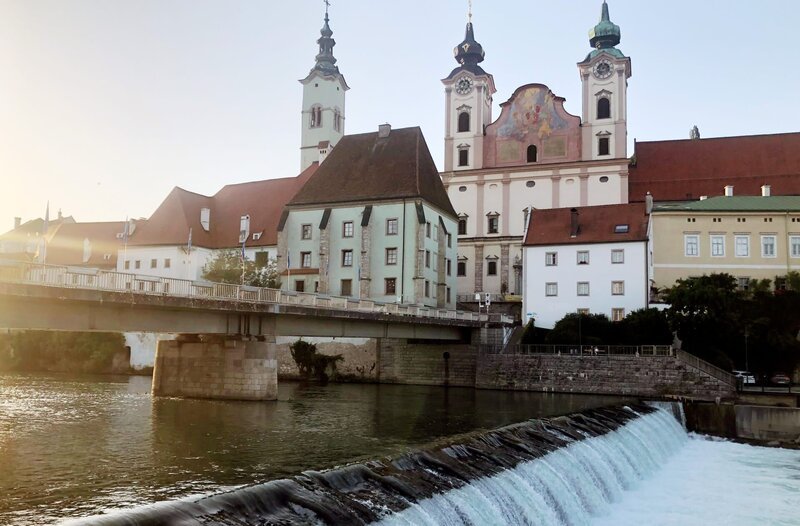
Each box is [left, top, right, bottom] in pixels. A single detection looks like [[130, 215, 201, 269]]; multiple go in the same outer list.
[[1, 0, 799, 232]]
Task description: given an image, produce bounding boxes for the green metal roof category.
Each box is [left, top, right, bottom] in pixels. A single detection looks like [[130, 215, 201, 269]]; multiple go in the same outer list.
[[584, 48, 626, 61], [654, 196, 800, 213]]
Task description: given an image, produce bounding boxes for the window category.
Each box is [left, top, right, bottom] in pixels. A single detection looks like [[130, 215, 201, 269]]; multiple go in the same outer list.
[[386, 247, 398, 265], [164, 258, 171, 269], [135, 260, 141, 270], [458, 218, 467, 235], [446, 287, 451, 303], [150, 258, 157, 269], [340, 279, 352, 297], [545, 252, 557, 266], [333, 109, 342, 132], [341, 250, 353, 267], [310, 105, 322, 128], [385, 278, 396, 295], [487, 215, 499, 234], [458, 111, 470, 132], [597, 97, 611, 119], [295, 280, 305, 292], [457, 261, 466, 276], [301, 224, 312, 240], [577, 308, 590, 316], [487, 261, 498, 276], [791, 236, 800, 258], [458, 148, 469, 167], [255, 251, 269, 266], [424, 280, 430, 297], [685, 235, 699, 257], [598, 137, 610, 156], [301, 252, 312, 268], [124, 261, 130, 270], [577, 251, 590, 265], [342, 221, 354, 238], [386, 218, 398, 235], [612, 281, 625, 295], [577, 282, 590, 296], [446, 259, 452, 276], [434, 226, 438, 241], [735, 236, 750, 257], [426, 222, 431, 238], [527, 145, 538, 163], [611, 249, 624, 264], [737, 277, 750, 291], [614, 224, 629, 233], [711, 235, 725, 257], [447, 233, 452, 248], [761, 235, 776, 258], [314, 281, 320, 293], [611, 308, 625, 322], [545, 282, 558, 296], [526, 180, 536, 188]]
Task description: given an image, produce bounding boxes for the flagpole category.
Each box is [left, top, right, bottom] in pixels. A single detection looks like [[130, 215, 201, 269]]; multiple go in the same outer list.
[[42, 201, 50, 266]]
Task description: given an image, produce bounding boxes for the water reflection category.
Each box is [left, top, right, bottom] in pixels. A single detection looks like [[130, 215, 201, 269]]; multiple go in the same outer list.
[[0, 373, 630, 525]]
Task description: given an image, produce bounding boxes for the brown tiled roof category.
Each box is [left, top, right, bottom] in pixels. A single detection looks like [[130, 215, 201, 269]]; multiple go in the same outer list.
[[130, 164, 318, 248], [46, 221, 127, 268], [629, 132, 800, 202], [288, 127, 457, 218], [0, 216, 76, 241], [524, 202, 648, 246]]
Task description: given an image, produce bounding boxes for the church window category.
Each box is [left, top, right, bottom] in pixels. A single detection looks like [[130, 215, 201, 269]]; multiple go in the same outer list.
[[597, 97, 611, 119], [487, 261, 498, 276], [458, 111, 470, 132], [526, 180, 536, 188], [458, 186, 467, 192], [458, 148, 469, 167], [458, 218, 467, 235], [527, 145, 538, 163], [487, 214, 499, 234], [333, 109, 342, 132], [310, 105, 322, 128], [598, 137, 610, 156], [457, 261, 466, 276], [599, 176, 609, 183]]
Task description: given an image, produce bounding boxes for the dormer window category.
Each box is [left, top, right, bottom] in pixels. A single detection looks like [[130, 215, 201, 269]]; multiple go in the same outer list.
[[527, 145, 538, 163], [614, 224, 629, 234], [310, 105, 322, 128], [597, 97, 611, 119]]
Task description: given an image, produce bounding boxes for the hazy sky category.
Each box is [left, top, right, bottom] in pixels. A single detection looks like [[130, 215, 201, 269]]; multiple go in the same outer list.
[[2, 0, 799, 232]]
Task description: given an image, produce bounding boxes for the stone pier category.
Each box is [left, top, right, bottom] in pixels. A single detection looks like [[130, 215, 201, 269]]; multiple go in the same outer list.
[[152, 336, 278, 401]]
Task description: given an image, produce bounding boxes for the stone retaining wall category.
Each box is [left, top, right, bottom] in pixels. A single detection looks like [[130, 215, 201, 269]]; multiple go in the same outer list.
[[378, 338, 477, 387]]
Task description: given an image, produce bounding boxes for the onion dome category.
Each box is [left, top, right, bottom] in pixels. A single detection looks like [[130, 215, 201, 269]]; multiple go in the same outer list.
[[453, 22, 485, 66], [589, 1, 621, 50], [312, 11, 339, 75]]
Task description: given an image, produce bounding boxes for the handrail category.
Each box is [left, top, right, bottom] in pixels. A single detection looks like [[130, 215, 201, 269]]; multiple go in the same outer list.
[[0, 259, 514, 325], [480, 344, 675, 356], [676, 350, 736, 387]]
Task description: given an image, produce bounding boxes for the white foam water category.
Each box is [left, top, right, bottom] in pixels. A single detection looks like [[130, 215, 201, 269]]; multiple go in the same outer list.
[[379, 407, 800, 526]]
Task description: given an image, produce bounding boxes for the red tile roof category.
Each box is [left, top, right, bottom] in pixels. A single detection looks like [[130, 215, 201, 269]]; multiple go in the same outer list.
[[288, 127, 457, 218], [629, 132, 800, 202], [46, 221, 127, 268], [129, 164, 318, 248], [524, 202, 648, 246]]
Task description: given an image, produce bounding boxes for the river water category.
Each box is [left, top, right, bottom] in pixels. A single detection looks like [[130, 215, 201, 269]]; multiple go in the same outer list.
[[0, 373, 630, 525]]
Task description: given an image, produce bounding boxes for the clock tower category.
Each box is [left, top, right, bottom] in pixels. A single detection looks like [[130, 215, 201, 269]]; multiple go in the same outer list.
[[299, 6, 349, 172], [442, 16, 496, 172], [578, 1, 631, 161]]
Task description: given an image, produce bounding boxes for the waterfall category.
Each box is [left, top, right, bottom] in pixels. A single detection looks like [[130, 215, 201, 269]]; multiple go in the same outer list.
[[64, 404, 689, 526]]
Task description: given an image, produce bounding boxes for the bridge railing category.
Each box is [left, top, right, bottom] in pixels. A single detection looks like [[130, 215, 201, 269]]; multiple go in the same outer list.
[[0, 260, 512, 325], [481, 344, 675, 356]]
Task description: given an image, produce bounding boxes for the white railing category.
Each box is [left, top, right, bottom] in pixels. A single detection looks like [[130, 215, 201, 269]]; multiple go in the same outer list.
[[0, 260, 514, 325]]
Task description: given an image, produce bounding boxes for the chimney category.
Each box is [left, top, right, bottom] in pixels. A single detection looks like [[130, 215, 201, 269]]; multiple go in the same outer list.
[[724, 185, 734, 197], [761, 184, 771, 197], [378, 123, 391, 138], [318, 141, 331, 164], [13, 217, 21, 229], [570, 208, 579, 238], [645, 192, 653, 214], [699, 196, 708, 201]]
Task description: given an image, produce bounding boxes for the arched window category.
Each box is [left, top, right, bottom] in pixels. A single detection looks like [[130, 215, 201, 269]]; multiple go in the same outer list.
[[597, 97, 611, 119], [310, 105, 322, 128], [527, 145, 538, 163], [458, 111, 470, 133]]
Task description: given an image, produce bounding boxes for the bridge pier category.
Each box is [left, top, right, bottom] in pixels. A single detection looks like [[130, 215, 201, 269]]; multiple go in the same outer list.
[[152, 335, 277, 401]]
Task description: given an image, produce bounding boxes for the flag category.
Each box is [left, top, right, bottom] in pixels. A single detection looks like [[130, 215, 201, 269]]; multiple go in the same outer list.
[[287, 250, 291, 268], [187, 227, 192, 252]]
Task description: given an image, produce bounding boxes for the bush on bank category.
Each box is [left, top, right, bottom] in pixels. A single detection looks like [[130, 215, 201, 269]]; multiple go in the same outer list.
[[0, 331, 129, 374]]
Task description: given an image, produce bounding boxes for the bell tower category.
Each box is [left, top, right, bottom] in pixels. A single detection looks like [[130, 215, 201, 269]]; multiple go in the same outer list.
[[578, 1, 631, 161], [442, 8, 495, 172], [299, 4, 349, 171]]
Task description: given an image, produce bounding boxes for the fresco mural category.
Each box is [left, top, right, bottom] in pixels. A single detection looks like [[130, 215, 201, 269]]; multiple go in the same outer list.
[[496, 86, 570, 141]]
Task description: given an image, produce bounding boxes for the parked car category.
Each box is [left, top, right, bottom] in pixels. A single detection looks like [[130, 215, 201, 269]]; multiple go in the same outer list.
[[733, 370, 756, 385], [770, 373, 791, 386]]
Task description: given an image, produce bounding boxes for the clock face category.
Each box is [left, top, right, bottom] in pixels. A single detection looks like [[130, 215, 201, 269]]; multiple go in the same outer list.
[[455, 76, 474, 95], [593, 60, 614, 79]]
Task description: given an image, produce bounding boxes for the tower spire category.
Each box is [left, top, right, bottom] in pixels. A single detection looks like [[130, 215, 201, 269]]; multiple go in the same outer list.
[[589, 0, 621, 50], [312, 0, 338, 75]]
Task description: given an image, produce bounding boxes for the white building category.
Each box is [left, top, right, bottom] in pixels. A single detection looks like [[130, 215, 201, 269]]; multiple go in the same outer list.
[[522, 202, 649, 329], [442, 3, 632, 298]]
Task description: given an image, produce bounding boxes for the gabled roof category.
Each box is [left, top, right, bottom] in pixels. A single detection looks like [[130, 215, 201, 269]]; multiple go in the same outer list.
[[524, 203, 648, 247], [0, 215, 75, 241], [129, 164, 318, 248], [46, 221, 127, 268], [629, 132, 800, 202], [654, 195, 800, 213], [288, 126, 456, 218]]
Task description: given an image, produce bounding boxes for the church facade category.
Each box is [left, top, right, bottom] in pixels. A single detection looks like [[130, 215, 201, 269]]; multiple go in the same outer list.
[[442, 2, 632, 298]]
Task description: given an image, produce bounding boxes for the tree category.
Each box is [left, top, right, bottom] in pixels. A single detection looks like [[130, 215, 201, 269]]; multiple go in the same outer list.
[[202, 249, 280, 288], [617, 308, 673, 345], [545, 313, 611, 346]]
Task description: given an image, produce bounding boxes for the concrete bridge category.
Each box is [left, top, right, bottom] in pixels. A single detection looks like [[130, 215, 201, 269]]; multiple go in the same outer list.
[[0, 261, 512, 400]]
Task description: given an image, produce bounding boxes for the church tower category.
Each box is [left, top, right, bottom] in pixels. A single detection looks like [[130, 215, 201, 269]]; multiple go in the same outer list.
[[442, 12, 496, 172], [578, 1, 631, 161], [299, 6, 349, 172]]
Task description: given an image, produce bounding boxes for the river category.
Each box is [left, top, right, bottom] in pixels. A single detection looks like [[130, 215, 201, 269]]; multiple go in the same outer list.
[[0, 372, 630, 525]]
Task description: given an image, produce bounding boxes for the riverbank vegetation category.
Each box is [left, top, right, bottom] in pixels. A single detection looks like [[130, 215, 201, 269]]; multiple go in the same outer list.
[[202, 250, 280, 288], [0, 331, 130, 374], [289, 339, 343, 381]]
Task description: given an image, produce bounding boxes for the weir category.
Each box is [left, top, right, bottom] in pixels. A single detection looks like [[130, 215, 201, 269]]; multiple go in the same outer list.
[[66, 402, 688, 525]]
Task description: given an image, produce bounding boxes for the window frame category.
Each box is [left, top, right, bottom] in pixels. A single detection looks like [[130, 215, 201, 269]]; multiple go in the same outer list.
[[598, 137, 610, 156], [597, 97, 611, 119], [611, 308, 625, 322], [458, 218, 467, 235], [735, 235, 750, 257], [425, 250, 431, 268], [545, 252, 557, 266], [386, 218, 399, 235], [576, 251, 590, 265], [487, 215, 499, 234], [710, 235, 725, 257], [301, 224, 312, 240], [487, 260, 498, 276], [790, 236, 800, 258], [458, 148, 469, 167], [384, 277, 396, 295], [545, 282, 558, 297], [340, 279, 352, 297], [457, 261, 467, 277], [577, 281, 590, 296], [386, 247, 398, 265], [342, 221, 354, 238], [684, 234, 700, 257], [457, 111, 470, 133], [611, 280, 625, 295], [301, 251, 312, 268], [761, 235, 777, 258], [611, 249, 624, 264], [341, 249, 353, 267]]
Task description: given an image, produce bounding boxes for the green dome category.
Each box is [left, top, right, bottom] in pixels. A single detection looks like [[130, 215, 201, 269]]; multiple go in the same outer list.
[[589, 1, 621, 49]]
